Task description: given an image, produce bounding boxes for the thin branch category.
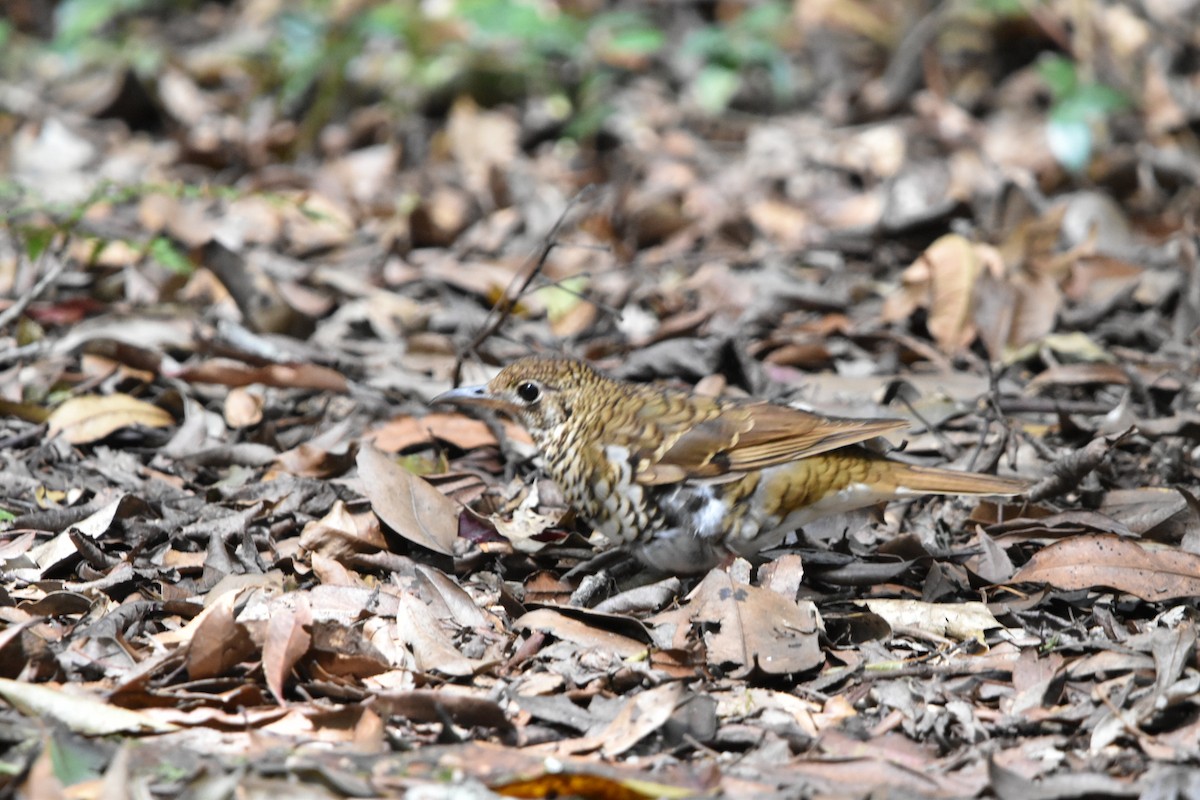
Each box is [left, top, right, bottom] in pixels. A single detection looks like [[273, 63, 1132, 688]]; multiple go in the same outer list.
[[0, 248, 69, 333], [451, 186, 597, 385]]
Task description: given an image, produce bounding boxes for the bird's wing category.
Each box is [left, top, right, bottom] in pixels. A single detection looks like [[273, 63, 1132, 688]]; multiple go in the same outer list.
[[635, 401, 910, 485]]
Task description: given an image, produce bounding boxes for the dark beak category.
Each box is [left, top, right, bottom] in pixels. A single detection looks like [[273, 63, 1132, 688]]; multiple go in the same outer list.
[[433, 383, 510, 411]]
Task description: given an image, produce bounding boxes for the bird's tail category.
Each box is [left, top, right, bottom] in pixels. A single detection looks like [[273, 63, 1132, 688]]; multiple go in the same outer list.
[[886, 461, 1030, 496]]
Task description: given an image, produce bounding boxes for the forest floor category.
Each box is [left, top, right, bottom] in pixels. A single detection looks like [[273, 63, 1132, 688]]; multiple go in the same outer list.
[[2, 1, 1200, 797]]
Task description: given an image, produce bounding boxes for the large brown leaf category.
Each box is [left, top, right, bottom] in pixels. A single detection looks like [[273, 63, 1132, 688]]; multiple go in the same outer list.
[[357, 443, 459, 556], [1011, 535, 1200, 601]]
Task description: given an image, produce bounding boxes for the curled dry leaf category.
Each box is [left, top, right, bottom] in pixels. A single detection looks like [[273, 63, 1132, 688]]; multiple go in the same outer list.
[[356, 443, 459, 556], [0, 677, 177, 735], [223, 386, 265, 428], [168, 359, 348, 392], [885, 233, 1005, 355], [47, 394, 174, 444], [516, 608, 651, 659], [396, 591, 487, 676], [598, 683, 685, 759], [856, 599, 1002, 642], [185, 589, 257, 680], [300, 500, 387, 561], [492, 482, 564, 553], [263, 593, 313, 705], [1011, 534, 1200, 601]]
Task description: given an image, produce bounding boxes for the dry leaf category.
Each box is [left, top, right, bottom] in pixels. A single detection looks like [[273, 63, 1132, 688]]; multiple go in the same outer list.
[[186, 589, 257, 680], [857, 599, 1002, 642], [47, 394, 173, 444], [223, 386, 265, 428], [1012, 535, 1200, 601], [356, 443, 459, 556], [369, 412, 499, 452], [263, 593, 313, 705], [648, 569, 823, 676], [0, 677, 177, 735], [168, 359, 348, 392]]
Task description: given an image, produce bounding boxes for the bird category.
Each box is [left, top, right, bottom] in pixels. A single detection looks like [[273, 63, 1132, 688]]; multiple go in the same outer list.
[[435, 356, 1028, 574]]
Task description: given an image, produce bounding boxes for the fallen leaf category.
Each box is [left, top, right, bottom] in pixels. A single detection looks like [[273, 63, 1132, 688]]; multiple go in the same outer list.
[[223, 386, 265, 427], [0, 678, 177, 735], [185, 589, 257, 680], [1011, 535, 1200, 601], [168, 359, 348, 392], [648, 569, 823, 676], [369, 412, 499, 452], [857, 599, 1002, 642], [356, 443, 459, 556], [47, 394, 173, 444], [263, 593, 313, 704]]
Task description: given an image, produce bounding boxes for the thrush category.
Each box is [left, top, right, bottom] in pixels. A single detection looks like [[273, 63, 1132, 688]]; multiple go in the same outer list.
[[436, 356, 1028, 573]]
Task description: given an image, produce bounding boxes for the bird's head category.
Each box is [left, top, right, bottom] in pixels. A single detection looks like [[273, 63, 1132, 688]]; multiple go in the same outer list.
[[434, 356, 601, 442]]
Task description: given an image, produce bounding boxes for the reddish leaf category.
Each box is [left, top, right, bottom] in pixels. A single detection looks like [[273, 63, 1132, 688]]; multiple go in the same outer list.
[[1011, 535, 1200, 601], [262, 593, 313, 705]]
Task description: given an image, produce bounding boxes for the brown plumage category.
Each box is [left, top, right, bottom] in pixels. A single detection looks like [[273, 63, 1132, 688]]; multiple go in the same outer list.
[[436, 356, 1028, 573]]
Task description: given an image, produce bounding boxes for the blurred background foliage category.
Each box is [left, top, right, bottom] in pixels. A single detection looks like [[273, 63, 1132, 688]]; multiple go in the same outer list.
[[2, 0, 1130, 167]]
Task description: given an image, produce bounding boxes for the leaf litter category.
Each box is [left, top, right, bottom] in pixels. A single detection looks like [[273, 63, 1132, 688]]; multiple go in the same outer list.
[[2, 2, 1200, 797]]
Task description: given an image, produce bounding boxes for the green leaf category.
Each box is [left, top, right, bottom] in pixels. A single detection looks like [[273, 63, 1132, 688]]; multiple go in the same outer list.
[[681, 27, 727, 59], [605, 26, 664, 58], [54, 0, 146, 46], [20, 226, 55, 261], [1053, 84, 1129, 123], [359, 4, 411, 37], [536, 275, 589, 321], [48, 732, 106, 787], [0, 508, 15, 523], [738, 2, 790, 36], [148, 237, 192, 275], [1037, 54, 1077, 100], [974, 0, 1027, 16], [692, 64, 740, 114]]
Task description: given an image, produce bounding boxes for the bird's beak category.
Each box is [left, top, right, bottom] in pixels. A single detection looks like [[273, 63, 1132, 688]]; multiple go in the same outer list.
[[433, 383, 511, 411]]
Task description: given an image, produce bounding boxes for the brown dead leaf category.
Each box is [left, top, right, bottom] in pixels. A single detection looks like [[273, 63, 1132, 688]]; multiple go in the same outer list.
[[357, 443, 459, 556], [263, 593, 313, 704], [396, 591, 488, 676], [185, 589, 257, 680], [300, 500, 387, 561], [0, 678, 177, 735], [648, 569, 823, 676], [1011, 535, 1200, 601], [1026, 362, 1131, 393], [515, 608, 649, 659], [924, 234, 987, 353], [223, 386, 265, 428], [282, 191, 355, 254], [445, 97, 519, 200], [369, 412, 499, 452], [47, 394, 174, 444], [168, 359, 348, 392]]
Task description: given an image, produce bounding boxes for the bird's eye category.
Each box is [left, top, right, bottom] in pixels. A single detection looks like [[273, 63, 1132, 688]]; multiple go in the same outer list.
[[516, 381, 541, 403]]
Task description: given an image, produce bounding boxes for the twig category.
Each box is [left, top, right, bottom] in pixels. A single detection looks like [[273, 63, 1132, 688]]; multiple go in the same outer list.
[[0, 341, 48, 369], [1025, 429, 1131, 503], [996, 397, 1116, 415], [451, 186, 597, 385], [0, 249, 69, 333]]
